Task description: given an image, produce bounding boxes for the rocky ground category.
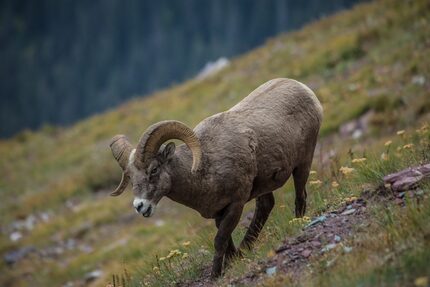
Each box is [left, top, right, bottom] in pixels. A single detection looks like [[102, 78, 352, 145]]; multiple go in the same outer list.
[[179, 165, 429, 287]]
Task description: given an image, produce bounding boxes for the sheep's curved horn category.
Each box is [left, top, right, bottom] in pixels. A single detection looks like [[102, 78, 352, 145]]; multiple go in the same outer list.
[[110, 172, 130, 196], [109, 135, 133, 196], [135, 120, 202, 173]]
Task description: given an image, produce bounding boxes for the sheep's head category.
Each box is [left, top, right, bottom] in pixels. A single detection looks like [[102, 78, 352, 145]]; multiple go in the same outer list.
[[109, 120, 201, 217]]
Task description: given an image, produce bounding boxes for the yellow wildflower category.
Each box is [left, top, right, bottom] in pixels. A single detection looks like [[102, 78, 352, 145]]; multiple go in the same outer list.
[[381, 152, 389, 161], [414, 276, 428, 287], [351, 158, 366, 164], [182, 253, 189, 259], [153, 266, 160, 272], [345, 196, 358, 203], [267, 250, 276, 258], [384, 140, 392, 147], [166, 249, 181, 259], [182, 241, 191, 247], [402, 143, 414, 149], [309, 170, 317, 175], [302, 216, 311, 222], [309, 180, 322, 186], [339, 166, 355, 175], [159, 257, 166, 261], [417, 124, 428, 134], [396, 130, 405, 136], [332, 181, 339, 188]]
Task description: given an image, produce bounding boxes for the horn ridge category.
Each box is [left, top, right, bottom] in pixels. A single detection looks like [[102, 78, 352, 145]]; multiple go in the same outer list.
[[110, 134, 133, 170], [109, 134, 133, 196], [135, 120, 202, 173]]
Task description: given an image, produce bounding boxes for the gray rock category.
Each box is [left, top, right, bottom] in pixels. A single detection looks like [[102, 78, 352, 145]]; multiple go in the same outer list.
[[65, 238, 77, 250], [84, 269, 103, 283], [321, 243, 337, 253], [266, 266, 277, 276], [79, 244, 93, 254], [341, 209, 356, 216], [311, 240, 321, 247], [24, 215, 37, 230], [411, 75, 425, 86], [302, 249, 312, 258], [197, 57, 230, 80], [352, 129, 363, 139], [40, 212, 52, 222], [339, 110, 374, 138], [10, 231, 22, 242], [415, 189, 424, 196], [343, 246, 353, 253], [4, 246, 35, 265], [305, 215, 327, 228]]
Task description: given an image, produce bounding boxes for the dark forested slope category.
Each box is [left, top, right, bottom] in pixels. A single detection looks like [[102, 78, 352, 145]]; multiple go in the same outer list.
[[0, 0, 362, 137]]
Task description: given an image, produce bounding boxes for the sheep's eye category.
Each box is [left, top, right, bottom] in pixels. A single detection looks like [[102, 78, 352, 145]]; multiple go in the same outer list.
[[151, 167, 158, 175]]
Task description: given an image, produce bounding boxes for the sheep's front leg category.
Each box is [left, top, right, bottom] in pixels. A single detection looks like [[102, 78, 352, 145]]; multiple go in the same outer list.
[[212, 202, 244, 278], [215, 219, 241, 266]]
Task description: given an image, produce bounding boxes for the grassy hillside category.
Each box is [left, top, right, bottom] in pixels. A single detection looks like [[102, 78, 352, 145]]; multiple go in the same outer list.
[[0, 0, 429, 286]]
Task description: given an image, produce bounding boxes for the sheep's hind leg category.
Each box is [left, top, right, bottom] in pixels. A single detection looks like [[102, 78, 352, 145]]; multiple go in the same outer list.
[[239, 192, 275, 250], [293, 162, 311, 217], [212, 202, 244, 278]]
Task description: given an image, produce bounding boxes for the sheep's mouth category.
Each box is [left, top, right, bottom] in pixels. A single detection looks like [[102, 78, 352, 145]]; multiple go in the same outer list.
[[142, 206, 152, 217]]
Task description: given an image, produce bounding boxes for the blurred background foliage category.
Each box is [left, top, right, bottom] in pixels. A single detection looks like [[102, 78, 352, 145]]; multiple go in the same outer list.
[[0, 0, 363, 137]]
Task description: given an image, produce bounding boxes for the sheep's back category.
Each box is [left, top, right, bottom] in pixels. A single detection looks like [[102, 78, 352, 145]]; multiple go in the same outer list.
[[194, 78, 322, 190], [230, 78, 322, 123]]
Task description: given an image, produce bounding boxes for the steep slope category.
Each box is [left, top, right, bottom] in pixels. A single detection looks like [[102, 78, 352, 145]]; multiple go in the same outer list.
[[0, 0, 429, 286]]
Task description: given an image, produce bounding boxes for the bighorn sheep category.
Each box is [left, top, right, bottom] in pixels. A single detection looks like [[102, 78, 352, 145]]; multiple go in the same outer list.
[[109, 78, 323, 277]]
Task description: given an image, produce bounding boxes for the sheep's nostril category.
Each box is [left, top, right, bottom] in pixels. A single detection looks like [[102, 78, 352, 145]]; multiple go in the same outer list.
[[136, 202, 143, 212], [143, 205, 152, 217]]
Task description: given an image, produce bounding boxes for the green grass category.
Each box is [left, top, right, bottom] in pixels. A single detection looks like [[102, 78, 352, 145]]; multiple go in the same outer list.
[[301, 185, 430, 287], [0, 0, 429, 286], [296, 128, 430, 287]]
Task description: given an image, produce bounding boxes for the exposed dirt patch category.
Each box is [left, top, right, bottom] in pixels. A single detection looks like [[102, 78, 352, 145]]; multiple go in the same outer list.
[[229, 198, 368, 286], [179, 199, 369, 287]]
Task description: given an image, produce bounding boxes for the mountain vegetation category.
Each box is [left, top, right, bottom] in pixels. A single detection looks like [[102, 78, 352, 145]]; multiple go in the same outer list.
[[0, 0, 429, 286]]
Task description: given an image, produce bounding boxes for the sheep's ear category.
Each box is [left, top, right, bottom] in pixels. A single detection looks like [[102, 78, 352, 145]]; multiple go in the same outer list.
[[161, 142, 176, 162]]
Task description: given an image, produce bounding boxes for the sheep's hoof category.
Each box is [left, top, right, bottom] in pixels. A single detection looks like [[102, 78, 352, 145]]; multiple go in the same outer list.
[[210, 267, 222, 279], [295, 200, 306, 217]]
